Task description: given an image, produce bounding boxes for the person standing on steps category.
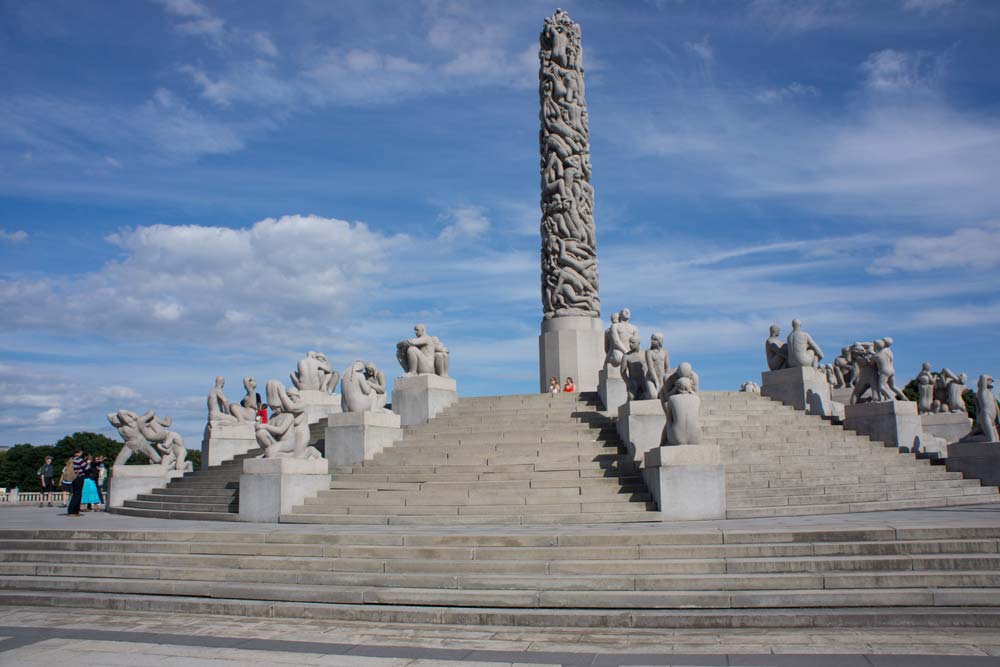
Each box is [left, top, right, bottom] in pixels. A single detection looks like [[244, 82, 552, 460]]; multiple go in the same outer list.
[[65, 449, 87, 517], [548, 377, 561, 395], [37, 456, 55, 507]]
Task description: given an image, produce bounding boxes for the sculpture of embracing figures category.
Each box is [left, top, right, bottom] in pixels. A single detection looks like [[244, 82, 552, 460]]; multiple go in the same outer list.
[[396, 324, 450, 377], [658, 362, 701, 446], [108, 409, 191, 471], [256, 379, 322, 460], [291, 351, 339, 393], [341, 361, 389, 413]]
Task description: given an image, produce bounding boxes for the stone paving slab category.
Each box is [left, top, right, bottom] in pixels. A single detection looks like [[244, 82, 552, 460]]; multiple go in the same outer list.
[[1, 607, 1000, 665]]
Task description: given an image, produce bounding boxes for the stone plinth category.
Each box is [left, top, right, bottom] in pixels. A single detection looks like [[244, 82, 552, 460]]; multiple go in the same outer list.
[[844, 400, 921, 450], [641, 445, 725, 521], [201, 422, 256, 469], [392, 374, 458, 427], [325, 410, 402, 470], [761, 366, 833, 416], [539, 316, 604, 393], [296, 389, 342, 425], [831, 386, 853, 405], [598, 366, 627, 415], [617, 399, 664, 467], [238, 457, 330, 523], [946, 442, 1000, 487], [109, 465, 185, 508], [921, 412, 973, 444]]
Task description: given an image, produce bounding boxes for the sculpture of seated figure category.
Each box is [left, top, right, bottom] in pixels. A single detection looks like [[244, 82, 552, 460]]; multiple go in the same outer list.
[[821, 364, 838, 385], [916, 362, 935, 414], [603, 311, 620, 366], [662, 376, 702, 446], [643, 333, 670, 400], [397, 324, 450, 377], [207, 376, 239, 426], [290, 351, 338, 393], [973, 375, 999, 442], [341, 361, 387, 413], [946, 372, 968, 414], [620, 335, 648, 400], [873, 338, 907, 402], [256, 380, 322, 459], [659, 362, 700, 401], [228, 376, 258, 422], [365, 362, 388, 409], [136, 411, 190, 471], [833, 347, 855, 388], [765, 324, 788, 371], [786, 319, 823, 368], [108, 410, 163, 466]]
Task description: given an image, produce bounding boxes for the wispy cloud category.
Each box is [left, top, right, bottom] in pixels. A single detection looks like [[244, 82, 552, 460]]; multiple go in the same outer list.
[[0, 229, 28, 243]]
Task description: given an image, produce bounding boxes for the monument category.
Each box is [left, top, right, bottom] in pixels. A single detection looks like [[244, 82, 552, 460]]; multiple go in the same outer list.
[[392, 324, 458, 426], [326, 360, 402, 469], [107, 408, 190, 508], [537, 8, 604, 393], [201, 376, 258, 468], [760, 319, 834, 416]]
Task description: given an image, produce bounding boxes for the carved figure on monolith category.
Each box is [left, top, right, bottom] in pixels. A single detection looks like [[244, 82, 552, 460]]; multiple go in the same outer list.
[[661, 374, 701, 446], [256, 380, 322, 459], [207, 376, 239, 426], [916, 362, 935, 414], [621, 335, 648, 400], [873, 338, 907, 401], [397, 324, 450, 377], [291, 351, 338, 394], [365, 362, 388, 410], [644, 333, 670, 399], [228, 376, 258, 423], [833, 347, 855, 388], [786, 319, 823, 368], [974, 375, 999, 442], [107, 410, 163, 466], [765, 324, 788, 371], [341, 361, 388, 413], [136, 411, 190, 471]]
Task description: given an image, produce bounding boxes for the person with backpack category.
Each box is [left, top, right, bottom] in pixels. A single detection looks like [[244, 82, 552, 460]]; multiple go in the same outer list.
[[58, 458, 75, 509]]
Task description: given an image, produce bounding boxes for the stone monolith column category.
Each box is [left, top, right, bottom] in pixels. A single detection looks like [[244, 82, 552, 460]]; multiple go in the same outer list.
[[537, 9, 604, 393]]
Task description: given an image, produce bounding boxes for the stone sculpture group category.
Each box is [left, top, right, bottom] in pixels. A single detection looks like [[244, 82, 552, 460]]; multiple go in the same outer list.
[[914, 363, 968, 415], [539, 9, 600, 320], [766, 320, 824, 370], [107, 409, 191, 472]]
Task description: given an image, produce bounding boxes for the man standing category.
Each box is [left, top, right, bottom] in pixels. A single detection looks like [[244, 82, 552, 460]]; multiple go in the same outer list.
[[37, 456, 55, 507], [66, 449, 87, 517]]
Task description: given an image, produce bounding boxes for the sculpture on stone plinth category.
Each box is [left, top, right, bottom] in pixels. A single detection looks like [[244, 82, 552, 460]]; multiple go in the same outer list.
[[849, 341, 878, 404], [256, 380, 322, 460], [291, 351, 338, 394], [946, 372, 968, 414], [136, 411, 192, 472], [621, 335, 648, 400], [539, 8, 600, 320], [644, 333, 670, 399], [740, 381, 761, 394], [973, 375, 999, 442], [341, 361, 389, 413], [833, 347, 856, 388], [396, 324, 450, 377], [786, 319, 823, 368], [765, 324, 788, 371], [228, 376, 258, 423], [365, 362, 388, 410], [108, 410, 163, 466], [659, 364, 701, 446], [916, 362, 935, 414], [207, 376, 239, 426], [604, 308, 637, 368], [873, 338, 907, 402]]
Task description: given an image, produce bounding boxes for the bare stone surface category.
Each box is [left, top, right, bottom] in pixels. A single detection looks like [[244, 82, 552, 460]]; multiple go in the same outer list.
[[391, 373, 458, 427]]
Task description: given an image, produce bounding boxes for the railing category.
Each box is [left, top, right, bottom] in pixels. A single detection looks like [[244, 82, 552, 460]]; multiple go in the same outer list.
[[0, 491, 71, 504]]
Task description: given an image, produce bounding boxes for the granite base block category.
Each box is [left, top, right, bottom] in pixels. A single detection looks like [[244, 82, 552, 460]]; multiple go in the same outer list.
[[324, 410, 402, 469], [201, 422, 257, 469], [641, 445, 726, 520], [109, 465, 185, 508], [921, 412, 974, 444], [761, 366, 833, 416], [598, 367, 627, 415], [617, 399, 664, 467], [391, 374, 458, 427], [844, 400, 922, 450], [539, 315, 604, 393], [296, 390, 342, 425], [238, 457, 330, 523], [946, 442, 1000, 487]]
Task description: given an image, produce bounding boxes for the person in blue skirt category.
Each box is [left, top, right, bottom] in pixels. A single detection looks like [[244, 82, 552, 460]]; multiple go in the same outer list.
[[80, 454, 100, 511]]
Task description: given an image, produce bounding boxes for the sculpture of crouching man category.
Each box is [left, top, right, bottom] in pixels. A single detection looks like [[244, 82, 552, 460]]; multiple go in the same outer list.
[[396, 324, 450, 377], [256, 380, 322, 460], [658, 362, 702, 446], [291, 351, 339, 393]]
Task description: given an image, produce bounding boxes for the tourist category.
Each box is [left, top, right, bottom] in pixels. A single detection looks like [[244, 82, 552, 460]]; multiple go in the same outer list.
[[37, 455, 55, 507], [81, 454, 100, 511], [58, 459, 74, 507], [257, 393, 268, 424], [563, 377, 575, 393], [66, 449, 87, 517], [548, 377, 561, 395], [94, 456, 108, 510]]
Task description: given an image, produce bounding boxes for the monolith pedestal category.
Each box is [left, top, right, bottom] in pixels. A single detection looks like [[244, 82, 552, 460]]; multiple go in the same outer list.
[[324, 410, 402, 469], [617, 399, 664, 466], [539, 317, 604, 394], [296, 390, 342, 425], [844, 400, 922, 450], [238, 457, 330, 523], [109, 465, 185, 508], [392, 375, 458, 427], [202, 422, 257, 468], [642, 445, 726, 520], [946, 442, 1000, 486], [761, 366, 833, 416]]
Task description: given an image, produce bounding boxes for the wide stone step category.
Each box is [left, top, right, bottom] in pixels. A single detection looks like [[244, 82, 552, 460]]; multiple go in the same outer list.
[[110, 506, 239, 521], [730, 478, 982, 498], [727, 493, 1000, 518], [281, 511, 664, 525], [122, 499, 238, 513]]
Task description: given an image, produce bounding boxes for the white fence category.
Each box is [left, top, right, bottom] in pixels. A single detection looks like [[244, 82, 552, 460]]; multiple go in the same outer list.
[[0, 490, 71, 504]]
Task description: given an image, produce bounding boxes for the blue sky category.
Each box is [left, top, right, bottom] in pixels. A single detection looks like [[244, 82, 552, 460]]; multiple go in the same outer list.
[[2, 0, 999, 448]]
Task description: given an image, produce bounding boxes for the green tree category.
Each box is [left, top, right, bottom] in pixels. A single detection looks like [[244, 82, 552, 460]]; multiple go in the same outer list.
[[902, 379, 919, 403]]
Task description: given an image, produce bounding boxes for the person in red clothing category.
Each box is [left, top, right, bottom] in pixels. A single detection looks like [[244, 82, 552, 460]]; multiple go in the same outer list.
[[255, 392, 268, 424], [563, 377, 575, 393]]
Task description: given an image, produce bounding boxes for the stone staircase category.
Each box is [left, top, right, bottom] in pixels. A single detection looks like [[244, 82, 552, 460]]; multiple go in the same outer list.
[[284, 392, 654, 525], [703, 392, 1000, 518], [1, 523, 999, 628], [112, 448, 263, 521]]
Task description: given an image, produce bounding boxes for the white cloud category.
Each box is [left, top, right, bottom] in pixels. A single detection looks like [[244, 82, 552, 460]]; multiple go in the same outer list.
[[870, 221, 1000, 274], [901, 0, 958, 13], [755, 82, 820, 104], [438, 206, 490, 243], [861, 49, 939, 92], [684, 36, 714, 62], [748, 0, 853, 33], [0, 229, 28, 243], [36, 408, 63, 425]]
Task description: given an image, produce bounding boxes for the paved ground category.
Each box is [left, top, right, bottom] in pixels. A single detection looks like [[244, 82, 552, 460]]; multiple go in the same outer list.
[[2, 501, 1000, 535], [2, 504, 1000, 665]]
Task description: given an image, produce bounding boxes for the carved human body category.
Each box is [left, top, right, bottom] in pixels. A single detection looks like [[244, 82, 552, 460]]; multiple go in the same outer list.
[[136, 411, 189, 471], [396, 324, 450, 377], [663, 378, 702, 446], [947, 373, 968, 414], [108, 410, 164, 466], [228, 376, 258, 422], [833, 347, 855, 387], [256, 380, 322, 460], [291, 352, 338, 393], [786, 319, 823, 368], [873, 338, 907, 401], [974, 375, 999, 442], [765, 325, 788, 371], [207, 376, 239, 426], [365, 362, 388, 410], [849, 342, 878, 404], [916, 363, 935, 414], [643, 333, 670, 399], [341, 361, 384, 413], [605, 309, 637, 368], [620, 336, 647, 400]]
